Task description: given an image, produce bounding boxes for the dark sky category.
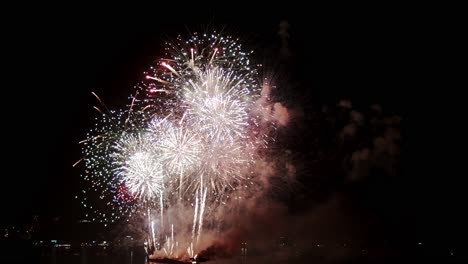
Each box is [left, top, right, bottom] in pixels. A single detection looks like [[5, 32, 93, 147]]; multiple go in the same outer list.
[[5, 6, 456, 248]]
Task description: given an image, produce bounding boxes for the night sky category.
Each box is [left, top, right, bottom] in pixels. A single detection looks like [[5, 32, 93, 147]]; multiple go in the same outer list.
[[2, 6, 461, 256]]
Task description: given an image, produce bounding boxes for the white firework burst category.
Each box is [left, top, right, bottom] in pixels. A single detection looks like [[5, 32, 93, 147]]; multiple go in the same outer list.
[[159, 125, 203, 175], [182, 68, 250, 143], [114, 133, 164, 201], [200, 139, 251, 193], [122, 151, 164, 200]]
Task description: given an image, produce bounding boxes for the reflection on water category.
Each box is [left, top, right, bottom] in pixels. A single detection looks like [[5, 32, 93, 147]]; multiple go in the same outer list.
[[8, 239, 461, 263], [40, 246, 148, 264]]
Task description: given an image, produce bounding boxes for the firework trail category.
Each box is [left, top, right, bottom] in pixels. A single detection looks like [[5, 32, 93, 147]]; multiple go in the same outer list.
[[197, 183, 208, 245], [192, 189, 199, 242], [151, 219, 156, 250]]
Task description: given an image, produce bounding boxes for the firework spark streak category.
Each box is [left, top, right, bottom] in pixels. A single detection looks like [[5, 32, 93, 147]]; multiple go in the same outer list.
[[197, 185, 208, 245], [78, 31, 280, 259], [192, 190, 199, 241], [151, 220, 156, 250]]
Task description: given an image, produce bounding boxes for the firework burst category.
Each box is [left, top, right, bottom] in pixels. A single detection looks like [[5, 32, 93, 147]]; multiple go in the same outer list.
[[78, 107, 157, 223], [138, 32, 261, 195], [148, 118, 203, 176], [113, 132, 164, 201], [182, 67, 251, 143], [137, 32, 258, 117]]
